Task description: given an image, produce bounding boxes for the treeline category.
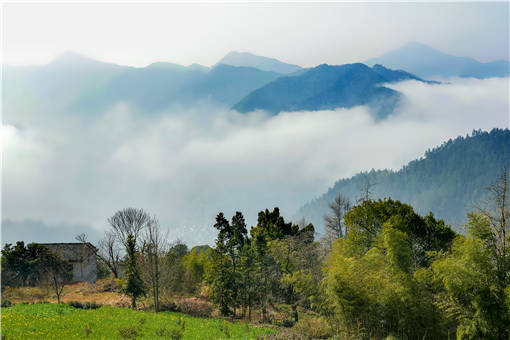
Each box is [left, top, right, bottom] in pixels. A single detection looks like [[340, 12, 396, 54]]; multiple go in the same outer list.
[[296, 128, 510, 233]]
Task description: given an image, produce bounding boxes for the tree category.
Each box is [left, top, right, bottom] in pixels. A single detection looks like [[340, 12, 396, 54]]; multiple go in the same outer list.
[[75, 232, 121, 278], [358, 175, 376, 204], [431, 169, 510, 339], [208, 213, 236, 316], [140, 218, 167, 312], [123, 234, 146, 309], [323, 221, 447, 339], [324, 193, 351, 240], [163, 240, 189, 293], [1, 242, 48, 287], [41, 251, 73, 304], [344, 198, 455, 268], [270, 225, 319, 323], [108, 208, 153, 247]]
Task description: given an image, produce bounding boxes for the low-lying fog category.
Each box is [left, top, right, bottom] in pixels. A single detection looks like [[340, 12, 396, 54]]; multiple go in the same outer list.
[[2, 77, 509, 245]]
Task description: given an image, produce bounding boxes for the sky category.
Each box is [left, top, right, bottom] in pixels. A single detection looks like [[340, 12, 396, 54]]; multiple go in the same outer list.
[[2, 2, 509, 67]]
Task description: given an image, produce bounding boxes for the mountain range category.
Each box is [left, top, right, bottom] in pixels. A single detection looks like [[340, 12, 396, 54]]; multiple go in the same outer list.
[[366, 42, 510, 79], [4, 43, 508, 122], [293, 128, 510, 234], [232, 63, 434, 119], [218, 51, 302, 74]]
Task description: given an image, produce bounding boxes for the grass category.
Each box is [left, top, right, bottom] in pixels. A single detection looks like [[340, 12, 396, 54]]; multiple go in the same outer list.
[[1, 303, 275, 339]]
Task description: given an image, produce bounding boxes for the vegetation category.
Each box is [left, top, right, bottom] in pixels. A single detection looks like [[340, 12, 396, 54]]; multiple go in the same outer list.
[[1, 303, 274, 339], [1, 242, 73, 303], [2, 167, 509, 339], [296, 128, 510, 233]]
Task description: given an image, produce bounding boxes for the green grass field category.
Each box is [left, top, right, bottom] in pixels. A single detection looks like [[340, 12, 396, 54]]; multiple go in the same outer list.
[[1, 303, 275, 339]]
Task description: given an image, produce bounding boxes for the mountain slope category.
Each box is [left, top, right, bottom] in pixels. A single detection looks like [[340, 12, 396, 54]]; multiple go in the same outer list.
[[3, 52, 127, 116], [181, 64, 281, 106], [233, 63, 430, 119], [366, 42, 510, 79], [218, 51, 302, 74], [294, 129, 510, 233], [4, 53, 283, 116]]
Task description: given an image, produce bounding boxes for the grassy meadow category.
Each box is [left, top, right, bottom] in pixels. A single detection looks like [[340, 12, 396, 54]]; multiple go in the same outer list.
[[1, 303, 275, 340]]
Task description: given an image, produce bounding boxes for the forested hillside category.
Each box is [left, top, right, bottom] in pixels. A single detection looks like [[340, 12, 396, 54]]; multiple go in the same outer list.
[[232, 63, 431, 119], [295, 128, 510, 233]]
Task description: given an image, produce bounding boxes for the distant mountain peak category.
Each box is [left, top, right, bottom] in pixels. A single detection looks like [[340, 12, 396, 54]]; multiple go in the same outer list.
[[50, 51, 93, 64], [145, 61, 187, 70], [366, 42, 510, 78], [218, 51, 302, 74]]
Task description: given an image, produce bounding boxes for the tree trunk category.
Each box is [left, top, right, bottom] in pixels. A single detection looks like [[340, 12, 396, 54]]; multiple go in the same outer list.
[[292, 303, 298, 323]]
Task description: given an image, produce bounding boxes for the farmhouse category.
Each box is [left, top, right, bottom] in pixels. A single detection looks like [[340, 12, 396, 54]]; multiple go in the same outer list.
[[40, 243, 97, 283]]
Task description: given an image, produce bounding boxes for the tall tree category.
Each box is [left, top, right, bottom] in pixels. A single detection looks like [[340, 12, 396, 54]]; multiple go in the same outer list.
[[209, 213, 235, 316], [324, 193, 351, 240], [140, 218, 167, 312], [108, 208, 153, 247], [123, 234, 146, 309]]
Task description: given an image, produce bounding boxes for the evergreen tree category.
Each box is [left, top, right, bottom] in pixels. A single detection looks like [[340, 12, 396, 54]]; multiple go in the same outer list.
[[123, 234, 146, 309]]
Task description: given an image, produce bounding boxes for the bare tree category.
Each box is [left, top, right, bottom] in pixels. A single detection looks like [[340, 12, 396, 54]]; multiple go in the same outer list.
[[140, 218, 168, 312], [41, 252, 72, 304], [76, 232, 121, 278], [357, 175, 376, 204], [108, 207, 152, 247], [476, 168, 509, 271], [324, 193, 352, 240]]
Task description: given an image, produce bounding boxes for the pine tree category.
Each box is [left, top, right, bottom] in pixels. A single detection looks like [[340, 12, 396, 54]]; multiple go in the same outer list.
[[124, 234, 146, 309]]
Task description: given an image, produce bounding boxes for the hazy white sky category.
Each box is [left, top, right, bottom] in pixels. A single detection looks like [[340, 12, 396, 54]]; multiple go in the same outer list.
[[3, 2, 509, 67]]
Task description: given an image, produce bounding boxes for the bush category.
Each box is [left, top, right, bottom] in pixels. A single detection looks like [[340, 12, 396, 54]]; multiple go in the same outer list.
[[280, 319, 295, 328], [1, 300, 12, 308], [258, 328, 308, 340], [219, 321, 230, 338], [67, 301, 101, 310], [169, 328, 184, 340], [293, 317, 333, 339], [118, 325, 141, 340], [158, 300, 179, 312], [176, 298, 213, 317], [98, 278, 124, 292]]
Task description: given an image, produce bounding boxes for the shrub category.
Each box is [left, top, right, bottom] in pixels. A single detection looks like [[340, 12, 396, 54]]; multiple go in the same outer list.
[[219, 320, 231, 338], [158, 300, 179, 312], [169, 328, 184, 340], [280, 319, 295, 328], [118, 325, 141, 340], [67, 301, 101, 310], [155, 327, 168, 337], [176, 298, 213, 317], [293, 317, 333, 339], [258, 328, 308, 340], [1, 300, 12, 308]]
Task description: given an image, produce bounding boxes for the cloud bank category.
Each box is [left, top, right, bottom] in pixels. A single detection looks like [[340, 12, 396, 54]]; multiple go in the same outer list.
[[2, 77, 509, 245]]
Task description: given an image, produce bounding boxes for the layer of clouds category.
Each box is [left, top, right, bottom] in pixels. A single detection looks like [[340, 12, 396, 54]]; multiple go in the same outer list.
[[2, 77, 509, 246]]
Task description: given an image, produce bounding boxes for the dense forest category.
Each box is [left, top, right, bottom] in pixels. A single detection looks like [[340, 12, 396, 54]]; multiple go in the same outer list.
[[296, 128, 510, 234]]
